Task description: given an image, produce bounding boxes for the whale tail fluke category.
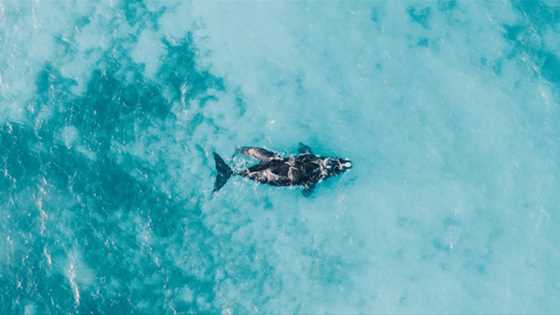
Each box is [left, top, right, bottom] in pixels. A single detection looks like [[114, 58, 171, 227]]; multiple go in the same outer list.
[[213, 152, 233, 193]]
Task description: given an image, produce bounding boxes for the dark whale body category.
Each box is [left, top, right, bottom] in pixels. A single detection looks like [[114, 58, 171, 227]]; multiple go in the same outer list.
[[212, 144, 352, 196]]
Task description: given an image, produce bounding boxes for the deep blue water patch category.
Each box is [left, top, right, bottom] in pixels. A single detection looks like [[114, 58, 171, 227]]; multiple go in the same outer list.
[[511, 0, 560, 27], [122, 0, 164, 29], [370, 6, 383, 25], [504, 1, 560, 86], [0, 32, 228, 315], [437, 0, 457, 13], [407, 5, 432, 29], [417, 37, 430, 48]]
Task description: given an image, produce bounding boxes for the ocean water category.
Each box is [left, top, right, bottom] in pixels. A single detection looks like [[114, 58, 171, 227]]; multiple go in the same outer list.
[[1, 0, 560, 314]]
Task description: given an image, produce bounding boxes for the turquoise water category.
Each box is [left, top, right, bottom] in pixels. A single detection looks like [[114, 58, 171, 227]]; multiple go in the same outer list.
[[1, 1, 560, 314]]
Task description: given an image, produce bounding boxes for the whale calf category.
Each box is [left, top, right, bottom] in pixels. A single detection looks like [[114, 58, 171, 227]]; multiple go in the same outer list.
[[212, 143, 352, 196]]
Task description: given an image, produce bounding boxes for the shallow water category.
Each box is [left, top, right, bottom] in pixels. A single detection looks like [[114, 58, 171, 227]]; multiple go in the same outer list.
[[1, 1, 560, 314]]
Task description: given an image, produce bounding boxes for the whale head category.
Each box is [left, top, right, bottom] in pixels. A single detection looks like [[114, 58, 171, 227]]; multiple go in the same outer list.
[[325, 157, 352, 175]]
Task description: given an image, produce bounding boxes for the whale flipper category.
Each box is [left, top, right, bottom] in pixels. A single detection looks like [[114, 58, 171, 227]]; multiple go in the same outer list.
[[240, 147, 280, 161], [213, 152, 233, 193], [297, 143, 313, 154]]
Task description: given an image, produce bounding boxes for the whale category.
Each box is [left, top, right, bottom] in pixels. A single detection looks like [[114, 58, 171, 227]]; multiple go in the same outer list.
[[212, 143, 352, 196]]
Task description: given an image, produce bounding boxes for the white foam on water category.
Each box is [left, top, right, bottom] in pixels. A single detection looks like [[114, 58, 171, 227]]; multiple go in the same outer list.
[[66, 258, 80, 305], [43, 246, 52, 268], [64, 248, 95, 306], [35, 176, 49, 236]]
